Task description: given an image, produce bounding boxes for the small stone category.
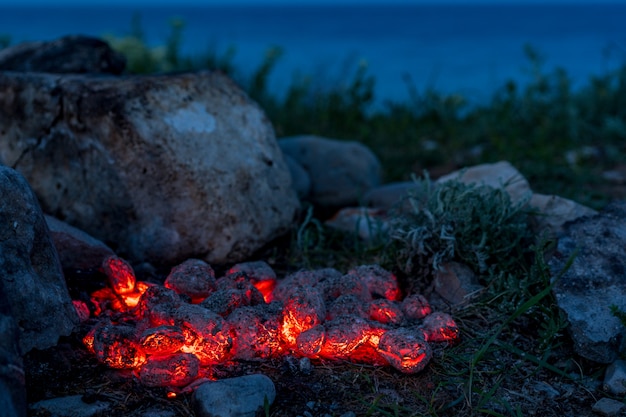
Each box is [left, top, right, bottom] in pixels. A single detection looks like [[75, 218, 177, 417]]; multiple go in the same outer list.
[[29, 395, 111, 417], [604, 359, 626, 396], [45, 215, 115, 274], [531, 381, 560, 399], [325, 207, 388, 241], [433, 262, 482, 305], [193, 374, 276, 417], [592, 397, 625, 416], [299, 357, 313, 375]]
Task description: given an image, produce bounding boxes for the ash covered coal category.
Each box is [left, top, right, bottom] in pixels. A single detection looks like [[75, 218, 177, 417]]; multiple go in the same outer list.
[[75, 256, 459, 390]]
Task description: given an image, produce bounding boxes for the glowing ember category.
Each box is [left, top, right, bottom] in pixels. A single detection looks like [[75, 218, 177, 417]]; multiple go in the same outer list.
[[377, 328, 432, 374], [280, 287, 325, 347], [164, 259, 216, 304], [139, 325, 186, 355], [78, 259, 460, 389], [401, 293, 432, 320], [102, 255, 136, 295], [421, 312, 460, 345], [88, 323, 147, 369], [227, 304, 283, 360], [368, 299, 404, 326], [139, 353, 200, 387]]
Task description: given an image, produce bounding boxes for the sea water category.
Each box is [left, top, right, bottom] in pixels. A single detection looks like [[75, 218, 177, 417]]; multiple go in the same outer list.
[[1, 3, 625, 106]]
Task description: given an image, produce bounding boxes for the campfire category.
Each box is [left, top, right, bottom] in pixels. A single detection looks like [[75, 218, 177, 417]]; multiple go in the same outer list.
[[74, 256, 459, 392]]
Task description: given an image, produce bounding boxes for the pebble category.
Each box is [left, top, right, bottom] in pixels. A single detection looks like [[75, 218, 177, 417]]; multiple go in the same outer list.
[[592, 397, 626, 416], [193, 374, 276, 417], [29, 395, 111, 417], [604, 359, 626, 396]]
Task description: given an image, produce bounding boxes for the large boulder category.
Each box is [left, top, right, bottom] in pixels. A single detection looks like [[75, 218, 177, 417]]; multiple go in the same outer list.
[[549, 201, 626, 363], [0, 71, 299, 266], [0, 303, 26, 417], [0, 35, 125, 74], [0, 165, 78, 353]]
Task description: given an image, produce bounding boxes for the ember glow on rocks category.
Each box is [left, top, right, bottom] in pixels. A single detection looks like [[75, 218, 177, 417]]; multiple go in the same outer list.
[[76, 256, 459, 389]]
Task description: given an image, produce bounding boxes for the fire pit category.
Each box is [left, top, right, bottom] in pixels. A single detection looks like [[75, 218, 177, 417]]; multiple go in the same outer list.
[[74, 256, 459, 392]]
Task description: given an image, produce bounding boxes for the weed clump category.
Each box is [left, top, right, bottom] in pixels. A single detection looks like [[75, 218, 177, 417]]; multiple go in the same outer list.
[[386, 176, 532, 293]]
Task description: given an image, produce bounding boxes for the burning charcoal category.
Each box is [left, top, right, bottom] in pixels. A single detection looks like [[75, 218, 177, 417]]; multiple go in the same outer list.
[[421, 312, 460, 345], [216, 272, 265, 305], [401, 293, 432, 321], [273, 268, 342, 302], [319, 315, 372, 359], [139, 353, 200, 387], [89, 287, 117, 317], [170, 304, 233, 365], [347, 264, 401, 301], [296, 325, 325, 357], [139, 325, 186, 355], [377, 327, 432, 374], [137, 286, 183, 322], [280, 287, 326, 347], [72, 300, 91, 322], [326, 294, 368, 321], [164, 259, 217, 304], [322, 273, 371, 304], [121, 281, 154, 310], [227, 303, 283, 361], [101, 255, 136, 295], [86, 323, 146, 369], [201, 288, 262, 317], [368, 299, 404, 326], [228, 261, 277, 302], [90, 282, 154, 315]]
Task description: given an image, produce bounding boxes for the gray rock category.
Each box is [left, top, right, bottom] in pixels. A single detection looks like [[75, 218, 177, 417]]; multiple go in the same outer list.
[[604, 359, 626, 396], [529, 193, 597, 238], [29, 395, 111, 417], [0, 71, 299, 266], [283, 154, 311, 199], [436, 160, 532, 205], [549, 201, 626, 363], [45, 215, 115, 274], [592, 397, 625, 416], [433, 262, 483, 305], [0, 165, 78, 353], [279, 135, 382, 207], [0, 35, 125, 74], [193, 374, 276, 417]]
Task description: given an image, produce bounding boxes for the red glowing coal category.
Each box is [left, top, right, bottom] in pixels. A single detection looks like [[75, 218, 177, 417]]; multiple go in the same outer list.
[[76, 256, 459, 389]]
